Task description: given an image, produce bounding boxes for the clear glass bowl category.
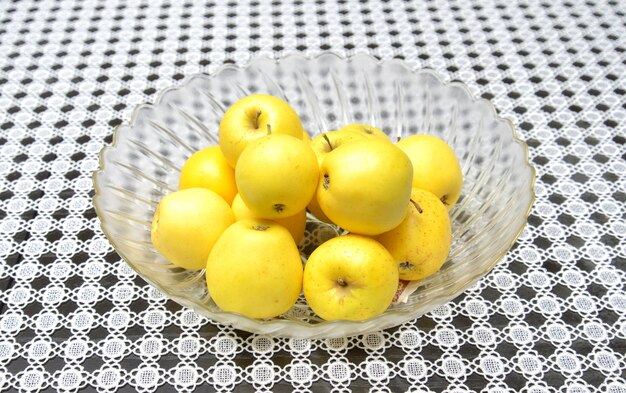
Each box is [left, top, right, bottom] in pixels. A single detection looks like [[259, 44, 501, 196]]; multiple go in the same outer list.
[[93, 52, 535, 338]]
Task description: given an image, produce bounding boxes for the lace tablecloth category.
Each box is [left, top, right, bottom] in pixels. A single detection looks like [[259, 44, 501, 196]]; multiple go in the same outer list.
[[0, 0, 624, 391]]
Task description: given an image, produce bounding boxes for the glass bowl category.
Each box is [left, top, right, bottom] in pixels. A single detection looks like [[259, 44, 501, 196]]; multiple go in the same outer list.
[[93, 52, 535, 338]]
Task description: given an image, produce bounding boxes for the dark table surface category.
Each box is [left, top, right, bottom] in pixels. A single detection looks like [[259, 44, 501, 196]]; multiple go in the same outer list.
[[0, 0, 624, 391]]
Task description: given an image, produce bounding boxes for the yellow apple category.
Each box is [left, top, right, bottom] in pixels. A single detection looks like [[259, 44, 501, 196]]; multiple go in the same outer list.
[[206, 219, 303, 319], [151, 188, 234, 270], [307, 129, 369, 223], [236, 134, 318, 219], [374, 188, 451, 280], [231, 193, 306, 245], [338, 123, 389, 141], [303, 234, 399, 321], [396, 134, 463, 209], [218, 94, 305, 167], [178, 146, 237, 204], [317, 138, 413, 235]]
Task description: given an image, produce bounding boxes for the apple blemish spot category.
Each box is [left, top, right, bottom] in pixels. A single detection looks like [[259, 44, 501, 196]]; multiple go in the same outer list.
[[323, 174, 330, 190], [273, 203, 286, 213]]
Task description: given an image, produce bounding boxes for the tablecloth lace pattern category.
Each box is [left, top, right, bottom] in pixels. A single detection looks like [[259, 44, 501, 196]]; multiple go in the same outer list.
[[0, 0, 624, 391]]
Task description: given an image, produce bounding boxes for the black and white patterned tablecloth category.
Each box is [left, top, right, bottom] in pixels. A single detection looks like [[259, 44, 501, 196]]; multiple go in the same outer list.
[[0, 0, 624, 391]]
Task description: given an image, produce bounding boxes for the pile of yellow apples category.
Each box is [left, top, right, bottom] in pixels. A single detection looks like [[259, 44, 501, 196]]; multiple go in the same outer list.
[[150, 94, 463, 322]]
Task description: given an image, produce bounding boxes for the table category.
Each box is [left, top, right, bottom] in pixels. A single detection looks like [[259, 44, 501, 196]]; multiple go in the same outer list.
[[0, 0, 624, 391]]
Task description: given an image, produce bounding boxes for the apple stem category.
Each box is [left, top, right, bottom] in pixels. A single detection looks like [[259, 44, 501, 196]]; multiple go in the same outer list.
[[336, 278, 347, 287], [410, 199, 423, 214], [254, 110, 262, 129], [322, 133, 333, 151]]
